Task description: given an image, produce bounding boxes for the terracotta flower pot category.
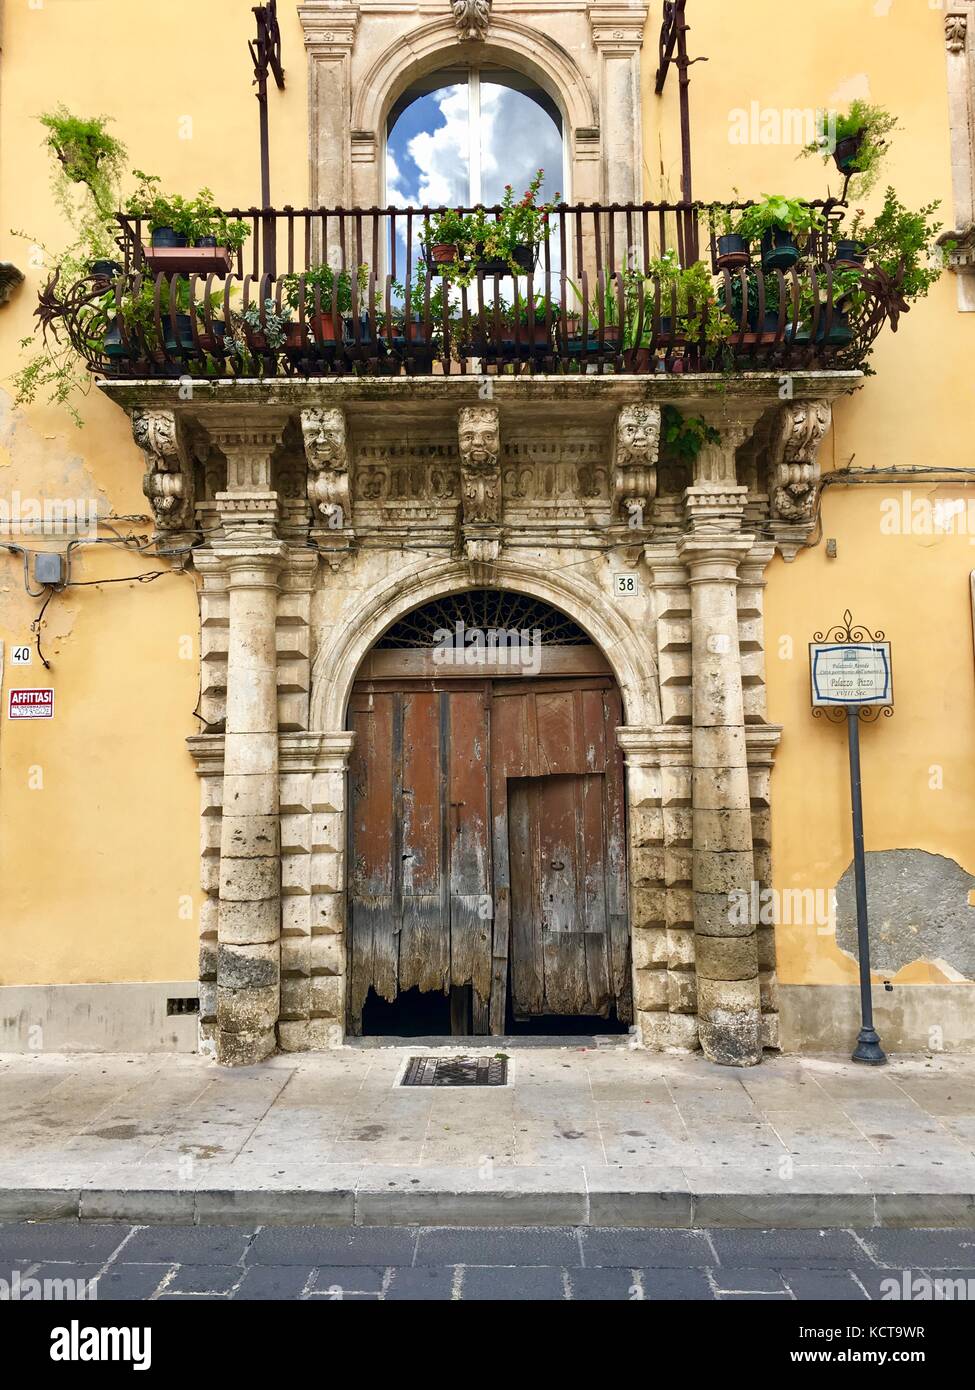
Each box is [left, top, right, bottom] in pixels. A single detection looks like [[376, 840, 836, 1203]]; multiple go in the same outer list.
[[430, 243, 458, 266]]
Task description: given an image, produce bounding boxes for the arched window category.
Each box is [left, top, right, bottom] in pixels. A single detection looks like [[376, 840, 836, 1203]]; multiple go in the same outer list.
[[386, 68, 565, 209]]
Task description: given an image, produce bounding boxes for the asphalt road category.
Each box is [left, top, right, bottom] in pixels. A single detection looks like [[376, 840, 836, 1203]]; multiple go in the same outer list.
[[2, 1223, 975, 1301]]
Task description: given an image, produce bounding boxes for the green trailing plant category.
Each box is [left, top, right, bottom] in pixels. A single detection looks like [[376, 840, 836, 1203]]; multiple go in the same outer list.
[[420, 207, 473, 250], [733, 195, 826, 245], [39, 106, 126, 224], [661, 404, 720, 463], [802, 101, 898, 196], [12, 109, 127, 426]]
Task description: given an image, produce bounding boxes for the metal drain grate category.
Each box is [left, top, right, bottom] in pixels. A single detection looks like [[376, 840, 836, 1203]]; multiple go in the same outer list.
[[401, 1056, 508, 1087]]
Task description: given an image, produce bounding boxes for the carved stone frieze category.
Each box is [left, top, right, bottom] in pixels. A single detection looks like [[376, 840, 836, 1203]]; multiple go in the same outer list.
[[612, 404, 659, 529], [133, 409, 194, 535]]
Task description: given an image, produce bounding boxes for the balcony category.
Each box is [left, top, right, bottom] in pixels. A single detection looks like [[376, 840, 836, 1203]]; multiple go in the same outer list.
[[48, 198, 896, 382]]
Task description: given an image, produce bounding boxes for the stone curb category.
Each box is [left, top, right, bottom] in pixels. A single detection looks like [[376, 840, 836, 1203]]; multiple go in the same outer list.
[[1, 1186, 973, 1228]]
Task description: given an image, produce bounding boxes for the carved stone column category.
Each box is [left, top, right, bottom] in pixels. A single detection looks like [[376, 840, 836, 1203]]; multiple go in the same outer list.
[[767, 400, 831, 562], [680, 444, 761, 1065], [206, 418, 288, 1065], [458, 405, 502, 574]]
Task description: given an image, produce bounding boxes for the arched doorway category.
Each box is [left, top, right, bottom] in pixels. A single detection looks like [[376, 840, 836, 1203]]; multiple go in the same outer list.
[[346, 591, 631, 1037]]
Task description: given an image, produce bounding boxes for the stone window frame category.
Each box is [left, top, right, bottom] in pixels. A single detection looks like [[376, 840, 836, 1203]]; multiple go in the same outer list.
[[298, 1, 648, 212]]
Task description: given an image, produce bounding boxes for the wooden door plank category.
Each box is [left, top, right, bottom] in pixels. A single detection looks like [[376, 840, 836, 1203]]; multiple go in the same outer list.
[[447, 689, 493, 1020], [508, 780, 543, 1017], [347, 694, 396, 1030], [538, 774, 588, 1015], [603, 688, 632, 1020], [398, 690, 449, 995]]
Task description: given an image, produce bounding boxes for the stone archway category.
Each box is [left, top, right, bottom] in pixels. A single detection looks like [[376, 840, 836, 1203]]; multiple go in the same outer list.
[[293, 558, 662, 1049]]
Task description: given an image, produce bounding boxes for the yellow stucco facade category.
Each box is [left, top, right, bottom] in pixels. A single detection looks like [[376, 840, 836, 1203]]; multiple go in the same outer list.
[[1, 0, 972, 1055]]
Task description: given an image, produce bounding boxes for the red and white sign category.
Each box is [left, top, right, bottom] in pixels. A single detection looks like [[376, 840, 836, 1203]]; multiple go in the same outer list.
[[8, 688, 54, 720]]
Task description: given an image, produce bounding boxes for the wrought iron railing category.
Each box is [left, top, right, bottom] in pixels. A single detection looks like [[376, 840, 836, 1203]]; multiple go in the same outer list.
[[43, 199, 894, 379]]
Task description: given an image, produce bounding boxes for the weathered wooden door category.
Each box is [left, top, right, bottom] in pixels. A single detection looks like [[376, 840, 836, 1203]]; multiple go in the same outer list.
[[347, 682, 492, 1033], [490, 680, 629, 1029], [348, 674, 628, 1034]]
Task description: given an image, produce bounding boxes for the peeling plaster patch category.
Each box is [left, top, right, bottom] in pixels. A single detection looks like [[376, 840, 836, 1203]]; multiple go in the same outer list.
[[834, 849, 975, 979], [0, 389, 110, 517], [829, 74, 872, 105]]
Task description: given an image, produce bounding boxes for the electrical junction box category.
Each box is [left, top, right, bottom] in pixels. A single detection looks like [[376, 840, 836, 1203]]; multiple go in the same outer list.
[[34, 552, 65, 587]]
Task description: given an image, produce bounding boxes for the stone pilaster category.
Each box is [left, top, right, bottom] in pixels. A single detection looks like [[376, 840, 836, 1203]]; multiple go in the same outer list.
[[645, 543, 691, 726], [588, 5, 648, 206], [680, 481, 761, 1067], [187, 735, 225, 1056], [278, 732, 355, 1051], [298, 2, 359, 207]]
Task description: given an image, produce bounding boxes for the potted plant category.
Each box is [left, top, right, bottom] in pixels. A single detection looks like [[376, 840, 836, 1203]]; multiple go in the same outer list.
[[281, 263, 367, 342], [471, 171, 558, 277], [391, 277, 448, 347], [125, 171, 249, 267], [802, 102, 899, 195], [623, 257, 735, 362], [420, 209, 472, 268], [709, 204, 749, 271], [733, 195, 826, 272], [501, 292, 553, 348]]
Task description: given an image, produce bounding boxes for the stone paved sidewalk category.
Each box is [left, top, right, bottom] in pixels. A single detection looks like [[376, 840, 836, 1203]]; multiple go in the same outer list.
[[2, 1045, 975, 1226]]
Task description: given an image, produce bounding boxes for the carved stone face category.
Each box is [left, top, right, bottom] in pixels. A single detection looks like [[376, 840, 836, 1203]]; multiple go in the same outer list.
[[302, 409, 347, 472], [458, 408, 500, 472], [616, 407, 659, 466]]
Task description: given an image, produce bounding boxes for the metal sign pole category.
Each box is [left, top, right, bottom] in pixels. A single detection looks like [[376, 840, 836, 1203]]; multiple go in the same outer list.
[[845, 704, 886, 1065], [810, 611, 892, 1066]]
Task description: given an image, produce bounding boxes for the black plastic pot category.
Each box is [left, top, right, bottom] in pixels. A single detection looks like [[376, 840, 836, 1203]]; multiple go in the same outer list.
[[151, 227, 189, 249], [716, 234, 749, 269], [162, 313, 195, 351], [833, 132, 864, 175], [103, 317, 128, 359], [89, 259, 124, 281], [194, 235, 218, 248], [475, 243, 536, 276], [833, 239, 867, 265], [761, 228, 799, 272]]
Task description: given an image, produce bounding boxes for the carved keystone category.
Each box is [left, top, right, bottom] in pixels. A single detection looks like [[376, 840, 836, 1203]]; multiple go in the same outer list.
[[132, 409, 194, 538], [613, 404, 659, 529], [452, 0, 492, 42]]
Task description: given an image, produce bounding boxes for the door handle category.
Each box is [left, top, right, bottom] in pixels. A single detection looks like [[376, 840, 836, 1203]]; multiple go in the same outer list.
[[550, 859, 565, 871]]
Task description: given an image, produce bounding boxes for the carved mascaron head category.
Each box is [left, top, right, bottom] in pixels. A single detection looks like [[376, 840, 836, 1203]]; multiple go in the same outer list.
[[458, 407, 500, 473], [302, 409, 348, 472], [616, 406, 660, 468]]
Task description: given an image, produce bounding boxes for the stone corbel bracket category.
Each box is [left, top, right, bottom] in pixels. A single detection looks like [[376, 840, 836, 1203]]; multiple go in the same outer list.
[[132, 409, 196, 551], [458, 404, 502, 577], [301, 407, 354, 564], [613, 404, 659, 533], [767, 399, 832, 562]]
